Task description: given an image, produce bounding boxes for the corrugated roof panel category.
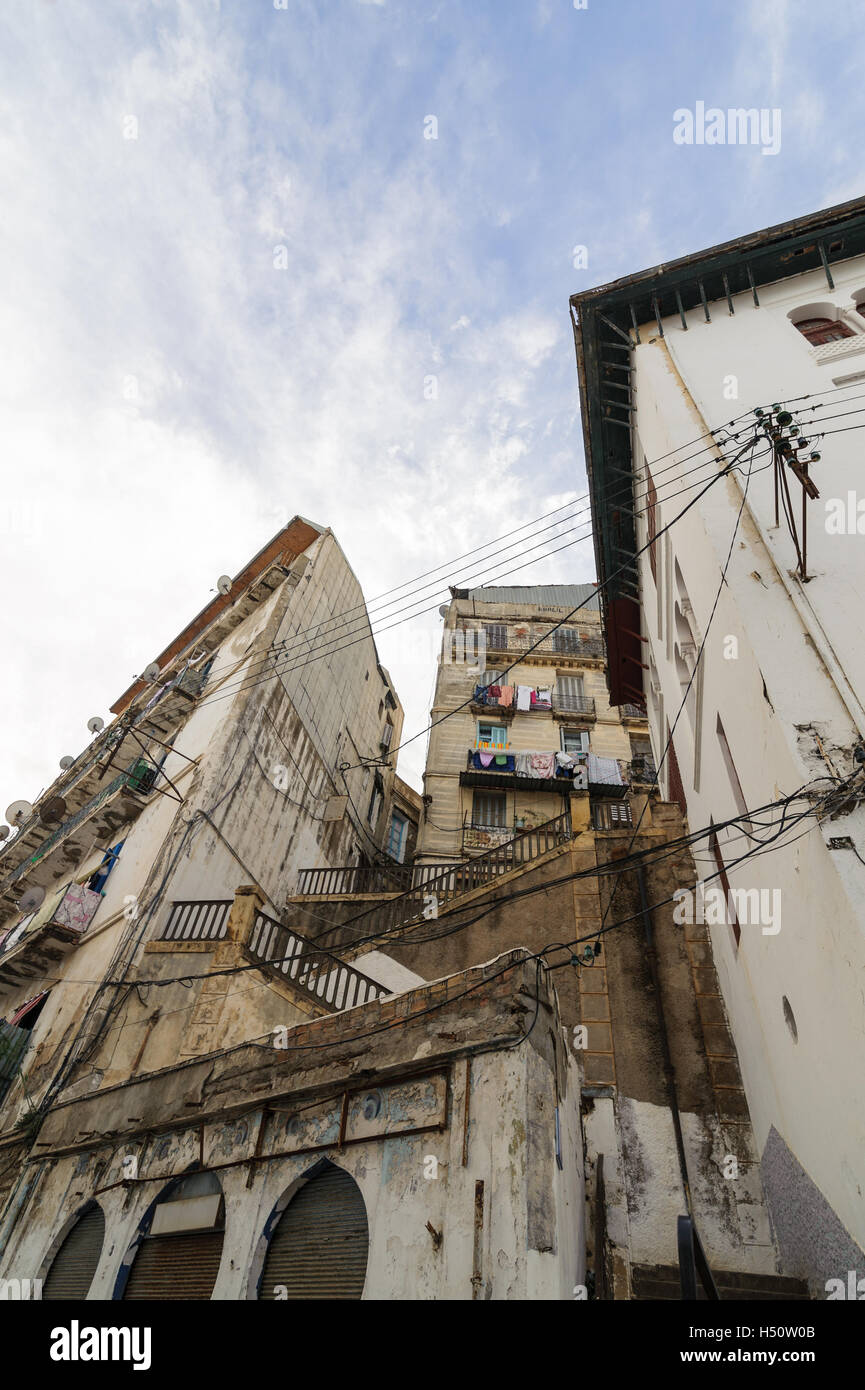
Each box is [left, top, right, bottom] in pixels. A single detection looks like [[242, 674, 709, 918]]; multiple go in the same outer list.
[[465, 584, 600, 610]]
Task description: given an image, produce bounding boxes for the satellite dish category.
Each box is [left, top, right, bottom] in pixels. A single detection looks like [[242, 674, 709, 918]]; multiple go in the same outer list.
[[0, 826, 9, 841], [142, 662, 161, 683], [438, 605, 449, 618], [40, 796, 67, 826], [18, 885, 45, 915], [59, 755, 75, 770], [5, 800, 33, 826], [217, 575, 232, 596], [87, 716, 105, 735]]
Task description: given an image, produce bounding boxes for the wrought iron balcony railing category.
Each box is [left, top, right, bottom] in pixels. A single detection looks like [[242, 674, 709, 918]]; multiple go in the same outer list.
[[553, 693, 596, 717]]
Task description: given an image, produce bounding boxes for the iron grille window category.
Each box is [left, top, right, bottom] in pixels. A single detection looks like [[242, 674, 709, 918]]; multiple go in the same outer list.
[[484, 624, 507, 651], [472, 791, 507, 828]]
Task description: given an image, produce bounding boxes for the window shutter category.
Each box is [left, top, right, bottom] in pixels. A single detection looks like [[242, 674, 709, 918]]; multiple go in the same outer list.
[[43, 1206, 105, 1300], [122, 1231, 225, 1300], [259, 1164, 369, 1300]]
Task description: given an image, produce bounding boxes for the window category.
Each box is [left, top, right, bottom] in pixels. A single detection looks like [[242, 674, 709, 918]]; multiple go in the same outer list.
[[556, 675, 587, 713], [484, 624, 507, 651], [561, 728, 590, 755], [88, 841, 124, 895], [480, 669, 504, 687], [709, 820, 740, 948], [387, 811, 408, 862], [472, 791, 507, 828], [552, 627, 580, 654], [794, 317, 854, 345], [716, 714, 749, 821], [646, 464, 658, 583], [477, 722, 507, 747], [367, 775, 383, 828]]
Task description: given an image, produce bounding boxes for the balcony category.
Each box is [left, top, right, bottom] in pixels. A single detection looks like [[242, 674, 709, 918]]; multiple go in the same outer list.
[[552, 693, 596, 718], [619, 703, 648, 721], [0, 760, 160, 915], [0, 883, 102, 1002], [628, 756, 658, 786]]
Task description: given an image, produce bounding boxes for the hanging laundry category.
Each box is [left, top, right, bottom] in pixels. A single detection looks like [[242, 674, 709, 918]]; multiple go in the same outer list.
[[514, 751, 534, 777], [488, 684, 502, 700], [498, 685, 514, 707], [474, 684, 488, 704], [530, 752, 556, 779], [516, 685, 532, 711], [494, 753, 513, 768], [556, 751, 576, 768], [588, 753, 624, 786], [478, 751, 496, 768], [532, 687, 552, 709]]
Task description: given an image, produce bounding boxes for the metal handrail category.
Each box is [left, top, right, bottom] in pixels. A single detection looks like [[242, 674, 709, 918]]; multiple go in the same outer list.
[[553, 694, 596, 716], [677, 1214, 720, 1300], [247, 910, 388, 1011], [315, 811, 573, 951]]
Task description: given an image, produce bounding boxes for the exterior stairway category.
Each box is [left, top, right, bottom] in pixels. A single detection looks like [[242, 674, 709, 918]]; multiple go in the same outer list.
[[292, 811, 575, 952]]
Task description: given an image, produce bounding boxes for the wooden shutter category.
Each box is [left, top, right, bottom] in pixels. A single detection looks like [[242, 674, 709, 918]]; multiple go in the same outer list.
[[42, 1205, 105, 1300], [122, 1231, 224, 1300], [259, 1165, 369, 1300]]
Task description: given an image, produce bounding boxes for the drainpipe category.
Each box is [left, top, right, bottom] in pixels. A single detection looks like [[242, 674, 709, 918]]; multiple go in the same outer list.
[[635, 863, 691, 1213]]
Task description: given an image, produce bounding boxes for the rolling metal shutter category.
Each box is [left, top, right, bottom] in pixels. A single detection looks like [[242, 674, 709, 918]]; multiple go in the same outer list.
[[42, 1205, 105, 1300], [122, 1231, 224, 1300], [259, 1165, 369, 1300]]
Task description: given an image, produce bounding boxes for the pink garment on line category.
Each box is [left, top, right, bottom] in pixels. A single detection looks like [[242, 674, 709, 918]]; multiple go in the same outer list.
[[498, 685, 514, 707], [529, 752, 556, 778]]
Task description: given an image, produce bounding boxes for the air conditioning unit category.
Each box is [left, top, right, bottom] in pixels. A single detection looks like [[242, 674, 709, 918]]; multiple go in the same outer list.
[[380, 724, 393, 750], [126, 759, 159, 795]]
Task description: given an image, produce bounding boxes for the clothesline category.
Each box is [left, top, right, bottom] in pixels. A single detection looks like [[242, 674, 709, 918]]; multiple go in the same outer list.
[[474, 682, 553, 711], [468, 749, 624, 785]]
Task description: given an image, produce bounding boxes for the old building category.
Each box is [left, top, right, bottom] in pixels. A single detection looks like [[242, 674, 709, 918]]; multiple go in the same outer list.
[[0, 519, 585, 1301], [288, 589, 807, 1300], [416, 584, 653, 864], [570, 194, 865, 1292]]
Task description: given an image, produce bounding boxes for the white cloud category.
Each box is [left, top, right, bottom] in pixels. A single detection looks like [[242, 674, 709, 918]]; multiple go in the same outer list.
[[0, 3, 588, 814]]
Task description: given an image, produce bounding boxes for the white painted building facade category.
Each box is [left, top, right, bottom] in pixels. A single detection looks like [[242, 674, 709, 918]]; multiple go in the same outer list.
[[572, 196, 865, 1290]]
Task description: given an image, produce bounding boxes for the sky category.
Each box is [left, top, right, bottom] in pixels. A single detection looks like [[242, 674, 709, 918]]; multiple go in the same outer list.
[[0, 0, 861, 811]]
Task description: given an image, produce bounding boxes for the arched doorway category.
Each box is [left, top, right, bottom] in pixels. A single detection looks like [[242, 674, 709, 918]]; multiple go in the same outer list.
[[258, 1161, 369, 1300], [121, 1170, 225, 1300], [42, 1202, 105, 1299]]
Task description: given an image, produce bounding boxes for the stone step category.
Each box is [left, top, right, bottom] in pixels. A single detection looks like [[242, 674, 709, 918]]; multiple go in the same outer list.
[[631, 1263, 811, 1301]]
